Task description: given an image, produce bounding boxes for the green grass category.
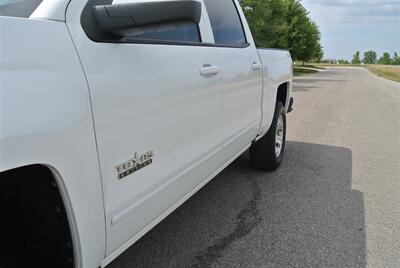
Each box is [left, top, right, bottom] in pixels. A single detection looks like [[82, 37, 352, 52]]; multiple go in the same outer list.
[[312, 63, 362, 68], [293, 63, 400, 82], [293, 64, 326, 70], [293, 67, 319, 76], [367, 65, 400, 82], [309, 63, 400, 82]]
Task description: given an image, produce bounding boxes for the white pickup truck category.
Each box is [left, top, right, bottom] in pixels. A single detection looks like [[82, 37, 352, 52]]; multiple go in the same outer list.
[[0, 0, 293, 267]]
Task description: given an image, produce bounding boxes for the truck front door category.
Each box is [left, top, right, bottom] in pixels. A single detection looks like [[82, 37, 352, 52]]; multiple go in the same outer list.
[[67, 0, 223, 255]]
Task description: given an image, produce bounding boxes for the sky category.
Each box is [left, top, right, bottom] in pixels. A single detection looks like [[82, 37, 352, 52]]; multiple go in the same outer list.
[[301, 0, 400, 61]]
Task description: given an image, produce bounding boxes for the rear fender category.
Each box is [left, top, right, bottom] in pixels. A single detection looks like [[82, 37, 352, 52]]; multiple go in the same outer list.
[[256, 49, 293, 139]]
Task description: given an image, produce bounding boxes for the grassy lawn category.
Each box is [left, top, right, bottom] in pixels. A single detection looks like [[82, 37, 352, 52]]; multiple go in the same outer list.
[[313, 63, 362, 68], [293, 63, 400, 82], [293, 67, 320, 76], [307, 63, 400, 83], [366, 65, 400, 82], [293, 63, 326, 70]]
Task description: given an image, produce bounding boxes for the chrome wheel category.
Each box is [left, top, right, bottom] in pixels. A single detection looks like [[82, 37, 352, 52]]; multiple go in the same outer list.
[[275, 114, 284, 157]]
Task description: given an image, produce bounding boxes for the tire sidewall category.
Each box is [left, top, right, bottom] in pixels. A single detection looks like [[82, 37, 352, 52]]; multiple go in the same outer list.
[[269, 102, 286, 166]]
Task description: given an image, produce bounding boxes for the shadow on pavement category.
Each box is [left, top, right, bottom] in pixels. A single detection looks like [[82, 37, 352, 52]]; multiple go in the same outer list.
[[108, 141, 366, 268]]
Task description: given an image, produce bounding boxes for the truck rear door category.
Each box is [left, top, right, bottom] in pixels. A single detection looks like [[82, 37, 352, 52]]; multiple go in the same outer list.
[[203, 0, 263, 158]]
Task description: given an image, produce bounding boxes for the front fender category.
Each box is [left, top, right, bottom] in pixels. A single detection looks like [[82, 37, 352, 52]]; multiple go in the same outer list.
[[0, 17, 105, 268]]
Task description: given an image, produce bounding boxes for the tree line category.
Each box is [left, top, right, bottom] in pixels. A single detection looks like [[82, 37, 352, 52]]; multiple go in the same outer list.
[[351, 51, 400, 65], [240, 0, 323, 64]]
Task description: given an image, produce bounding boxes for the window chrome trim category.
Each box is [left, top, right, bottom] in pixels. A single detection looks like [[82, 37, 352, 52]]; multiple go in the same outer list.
[[89, 37, 251, 48]]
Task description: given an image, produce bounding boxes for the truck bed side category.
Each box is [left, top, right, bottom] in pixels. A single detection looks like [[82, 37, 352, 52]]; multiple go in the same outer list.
[[257, 48, 293, 138]]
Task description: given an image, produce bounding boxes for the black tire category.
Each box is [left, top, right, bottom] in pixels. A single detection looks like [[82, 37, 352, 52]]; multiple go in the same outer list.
[[250, 102, 286, 171], [0, 166, 74, 268]]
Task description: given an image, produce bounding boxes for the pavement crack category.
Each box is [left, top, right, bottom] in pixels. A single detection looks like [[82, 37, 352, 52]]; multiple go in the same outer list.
[[192, 171, 262, 268]]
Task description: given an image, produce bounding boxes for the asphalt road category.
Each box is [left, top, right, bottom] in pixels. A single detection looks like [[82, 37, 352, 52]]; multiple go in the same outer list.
[[108, 68, 400, 268]]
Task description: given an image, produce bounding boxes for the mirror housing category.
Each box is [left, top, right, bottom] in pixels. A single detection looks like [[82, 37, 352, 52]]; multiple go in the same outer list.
[[91, 0, 202, 37]]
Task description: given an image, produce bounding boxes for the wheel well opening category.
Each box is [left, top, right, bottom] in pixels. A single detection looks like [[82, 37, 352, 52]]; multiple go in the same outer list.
[[277, 83, 288, 107], [0, 165, 74, 268]]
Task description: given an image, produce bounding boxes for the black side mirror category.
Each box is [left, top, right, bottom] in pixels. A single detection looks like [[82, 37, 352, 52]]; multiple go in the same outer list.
[[88, 0, 202, 38]]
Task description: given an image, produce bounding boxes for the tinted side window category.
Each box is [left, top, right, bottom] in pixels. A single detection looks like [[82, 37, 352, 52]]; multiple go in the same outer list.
[[125, 22, 201, 43], [0, 0, 42, 18], [203, 0, 247, 46], [82, 0, 201, 44]]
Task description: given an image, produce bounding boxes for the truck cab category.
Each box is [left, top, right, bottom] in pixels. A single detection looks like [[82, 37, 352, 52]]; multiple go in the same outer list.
[[0, 0, 292, 267]]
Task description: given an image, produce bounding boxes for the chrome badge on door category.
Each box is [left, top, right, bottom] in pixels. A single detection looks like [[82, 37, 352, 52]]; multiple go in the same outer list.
[[115, 151, 154, 179]]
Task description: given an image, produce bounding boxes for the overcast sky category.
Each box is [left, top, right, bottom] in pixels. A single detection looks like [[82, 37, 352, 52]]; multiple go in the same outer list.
[[301, 0, 400, 61]]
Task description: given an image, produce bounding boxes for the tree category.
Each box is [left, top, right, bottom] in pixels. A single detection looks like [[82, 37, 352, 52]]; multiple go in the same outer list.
[[240, 0, 323, 63], [363, 51, 377, 64], [392, 52, 400, 65], [241, 0, 288, 49], [311, 43, 324, 63], [284, 0, 322, 64], [377, 52, 392, 65], [352, 51, 361, 64]]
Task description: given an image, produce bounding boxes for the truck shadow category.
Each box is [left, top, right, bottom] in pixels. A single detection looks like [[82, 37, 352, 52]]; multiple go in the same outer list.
[[107, 141, 366, 268]]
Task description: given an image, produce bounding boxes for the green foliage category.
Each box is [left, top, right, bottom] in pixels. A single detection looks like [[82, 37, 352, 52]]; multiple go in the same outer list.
[[351, 51, 361, 64], [240, 0, 323, 63], [377, 52, 392, 65], [392, 52, 400, 65], [320, 59, 337, 64], [285, 0, 322, 63], [363, 51, 377, 64], [241, 0, 288, 48], [312, 43, 324, 63], [351, 51, 400, 65], [338, 59, 349, 64]]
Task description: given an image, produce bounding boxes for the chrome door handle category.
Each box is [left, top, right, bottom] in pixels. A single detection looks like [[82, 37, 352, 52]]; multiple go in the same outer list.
[[251, 62, 263, 71], [200, 64, 220, 77]]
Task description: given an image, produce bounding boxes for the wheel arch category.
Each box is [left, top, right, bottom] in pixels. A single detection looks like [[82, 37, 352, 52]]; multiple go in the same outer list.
[[0, 164, 82, 268], [257, 80, 292, 141], [46, 164, 83, 268], [276, 81, 291, 111], [0, 16, 106, 267]]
